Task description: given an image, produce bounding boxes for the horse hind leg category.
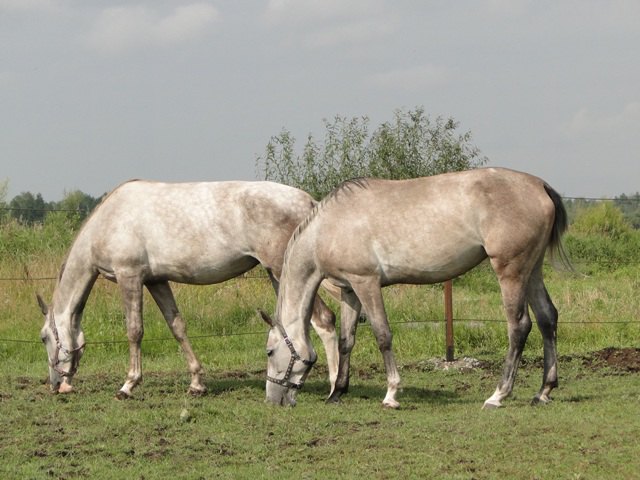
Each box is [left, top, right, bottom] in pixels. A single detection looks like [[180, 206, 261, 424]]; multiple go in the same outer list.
[[327, 288, 362, 404], [147, 282, 206, 395], [483, 273, 532, 409], [310, 296, 339, 396], [527, 268, 559, 405]]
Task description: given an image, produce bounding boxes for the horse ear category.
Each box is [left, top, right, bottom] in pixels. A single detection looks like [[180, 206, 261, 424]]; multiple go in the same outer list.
[[36, 294, 48, 315], [258, 309, 274, 327]]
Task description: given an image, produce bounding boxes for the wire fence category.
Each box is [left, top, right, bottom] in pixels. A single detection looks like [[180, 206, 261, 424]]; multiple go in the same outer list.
[[1, 195, 639, 346], [2, 315, 639, 347]]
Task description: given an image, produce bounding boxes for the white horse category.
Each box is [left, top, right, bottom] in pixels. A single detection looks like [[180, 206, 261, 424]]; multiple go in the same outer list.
[[38, 180, 338, 398], [261, 168, 568, 409]]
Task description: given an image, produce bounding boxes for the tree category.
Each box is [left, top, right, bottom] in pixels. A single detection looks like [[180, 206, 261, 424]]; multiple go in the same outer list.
[[256, 107, 488, 199], [9, 191, 49, 224], [54, 189, 102, 222]]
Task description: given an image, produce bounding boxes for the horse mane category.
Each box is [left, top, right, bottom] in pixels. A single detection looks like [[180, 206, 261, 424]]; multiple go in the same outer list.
[[288, 178, 370, 246], [276, 178, 370, 323], [280, 178, 370, 279]]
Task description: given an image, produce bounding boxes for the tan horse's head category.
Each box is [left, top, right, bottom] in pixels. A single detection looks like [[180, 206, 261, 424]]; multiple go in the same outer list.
[[37, 294, 85, 394], [260, 310, 316, 407]]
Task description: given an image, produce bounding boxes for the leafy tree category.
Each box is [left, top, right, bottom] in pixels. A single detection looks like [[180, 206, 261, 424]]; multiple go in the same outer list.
[[256, 107, 488, 199], [9, 191, 49, 224], [54, 189, 102, 223]]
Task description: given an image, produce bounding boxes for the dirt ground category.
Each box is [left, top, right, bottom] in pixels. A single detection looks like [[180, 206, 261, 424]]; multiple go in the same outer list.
[[423, 347, 640, 373], [583, 347, 640, 372]]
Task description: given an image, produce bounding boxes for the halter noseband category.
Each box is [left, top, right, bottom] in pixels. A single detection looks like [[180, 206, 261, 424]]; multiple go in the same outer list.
[[49, 315, 85, 378], [266, 325, 316, 390]]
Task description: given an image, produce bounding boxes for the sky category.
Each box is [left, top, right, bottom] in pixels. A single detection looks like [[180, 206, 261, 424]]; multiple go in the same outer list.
[[1, 0, 639, 201]]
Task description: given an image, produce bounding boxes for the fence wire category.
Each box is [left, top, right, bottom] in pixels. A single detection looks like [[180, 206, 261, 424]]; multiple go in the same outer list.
[[1, 195, 638, 345], [1, 315, 638, 347]]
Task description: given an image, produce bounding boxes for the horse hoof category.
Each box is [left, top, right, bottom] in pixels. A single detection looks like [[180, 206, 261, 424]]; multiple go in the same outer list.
[[326, 394, 342, 405], [115, 390, 131, 401], [382, 400, 400, 409], [531, 395, 552, 406], [482, 400, 502, 410], [58, 383, 74, 394], [188, 387, 207, 397]]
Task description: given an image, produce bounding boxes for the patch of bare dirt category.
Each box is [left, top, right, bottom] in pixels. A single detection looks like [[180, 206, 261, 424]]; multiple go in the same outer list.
[[408, 348, 640, 374], [582, 347, 640, 372]]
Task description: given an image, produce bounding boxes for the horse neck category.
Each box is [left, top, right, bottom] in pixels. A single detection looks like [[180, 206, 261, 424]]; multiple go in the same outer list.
[[276, 247, 322, 340], [52, 239, 97, 328]]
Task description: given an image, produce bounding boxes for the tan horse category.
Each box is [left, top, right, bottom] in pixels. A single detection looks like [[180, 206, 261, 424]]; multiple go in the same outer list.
[[37, 180, 338, 398], [262, 167, 568, 409]]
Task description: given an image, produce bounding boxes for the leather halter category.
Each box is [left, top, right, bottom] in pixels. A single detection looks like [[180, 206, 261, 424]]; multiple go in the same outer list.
[[266, 325, 316, 390], [48, 315, 85, 378]]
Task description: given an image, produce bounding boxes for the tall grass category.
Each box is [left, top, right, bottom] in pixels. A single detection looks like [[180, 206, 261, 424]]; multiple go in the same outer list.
[[1, 206, 639, 380], [2, 206, 640, 479]]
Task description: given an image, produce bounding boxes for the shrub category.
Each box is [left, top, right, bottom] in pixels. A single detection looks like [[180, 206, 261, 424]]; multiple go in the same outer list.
[[565, 202, 640, 271]]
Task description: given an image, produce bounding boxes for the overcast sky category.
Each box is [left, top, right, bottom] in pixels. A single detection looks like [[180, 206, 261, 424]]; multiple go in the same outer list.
[[1, 0, 639, 201]]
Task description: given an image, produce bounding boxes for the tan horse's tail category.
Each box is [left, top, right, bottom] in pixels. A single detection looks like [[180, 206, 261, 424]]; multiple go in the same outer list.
[[544, 183, 572, 270]]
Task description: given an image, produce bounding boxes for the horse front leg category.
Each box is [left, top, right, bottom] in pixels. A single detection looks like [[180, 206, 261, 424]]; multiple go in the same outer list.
[[268, 271, 339, 396], [483, 278, 532, 409], [327, 289, 361, 404], [147, 282, 206, 395], [116, 276, 144, 399], [351, 280, 401, 409]]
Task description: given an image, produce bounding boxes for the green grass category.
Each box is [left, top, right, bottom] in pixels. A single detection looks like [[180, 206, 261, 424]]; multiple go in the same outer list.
[[2, 356, 639, 479], [1, 231, 640, 479]]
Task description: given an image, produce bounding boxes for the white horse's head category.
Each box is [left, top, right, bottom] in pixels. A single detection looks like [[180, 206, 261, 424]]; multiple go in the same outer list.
[[260, 310, 316, 406], [37, 295, 85, 394]]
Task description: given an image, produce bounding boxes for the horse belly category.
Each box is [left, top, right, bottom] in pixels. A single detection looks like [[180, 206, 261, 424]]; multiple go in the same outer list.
[[324, 232, 486, 286], [148, 253, 259, 285], [378, 243, 487, 285]]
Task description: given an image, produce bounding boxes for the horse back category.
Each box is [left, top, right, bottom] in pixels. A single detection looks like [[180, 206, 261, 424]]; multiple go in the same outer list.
[[299, 168, 560, 285], [75, 181, 315, 283]]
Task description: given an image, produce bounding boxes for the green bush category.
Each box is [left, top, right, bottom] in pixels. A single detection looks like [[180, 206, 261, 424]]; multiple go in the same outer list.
[[0, 211, 79, 263], [570, 202, 632, 239], [565, 202, 640, 271]]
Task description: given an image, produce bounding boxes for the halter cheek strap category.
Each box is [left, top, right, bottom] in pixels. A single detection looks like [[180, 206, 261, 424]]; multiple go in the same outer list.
[[49, 316, 85, 378], [266, 326, 316, 390]]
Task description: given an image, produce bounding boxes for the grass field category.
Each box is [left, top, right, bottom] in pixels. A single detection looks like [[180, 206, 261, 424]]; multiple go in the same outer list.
[[1, 226, 639, 478], [1, 350, 639, 479]]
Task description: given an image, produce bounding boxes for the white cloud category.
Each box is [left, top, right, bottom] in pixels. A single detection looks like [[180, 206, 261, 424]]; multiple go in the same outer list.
[[87, 3, 220, 54], [484, 0, 532, 16], [263, 0, 395, 48], [368, 65, 450, 91], [563, 102, 640, 137], [265, 0, 383, 24], [0, 0, 58, 11]]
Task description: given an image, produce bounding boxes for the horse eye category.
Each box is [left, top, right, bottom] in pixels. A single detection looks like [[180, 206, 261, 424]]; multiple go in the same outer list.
[[266, 349, 274, 357]]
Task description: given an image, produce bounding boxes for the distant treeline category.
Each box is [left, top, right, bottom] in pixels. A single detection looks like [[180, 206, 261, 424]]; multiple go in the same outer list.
[[1, 188, 640, 228], [0, 190, 105, 225]]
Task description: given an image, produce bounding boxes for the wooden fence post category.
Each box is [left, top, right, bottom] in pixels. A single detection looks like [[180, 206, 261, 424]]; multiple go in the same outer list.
[[444, 279, 454, 361]]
